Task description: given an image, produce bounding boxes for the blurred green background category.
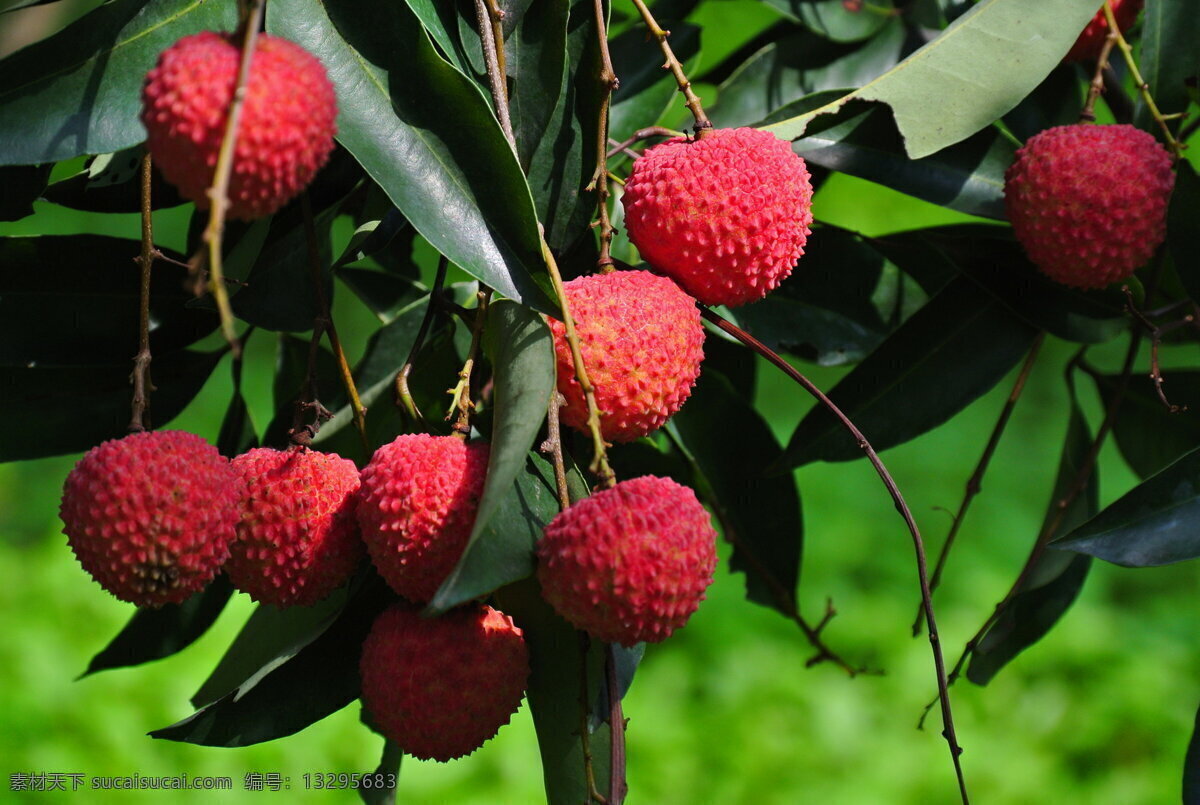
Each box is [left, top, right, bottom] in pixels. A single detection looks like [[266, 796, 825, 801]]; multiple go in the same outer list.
[[2, 1, 1198, 803]]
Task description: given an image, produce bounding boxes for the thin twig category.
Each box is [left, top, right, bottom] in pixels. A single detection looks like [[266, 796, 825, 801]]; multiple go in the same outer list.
[[588, 0, 620, 272], [289, 317, 334, 447], [628, 0, 712, 137], [701, 307, 969, 804], [914, 333, 1046, 635], [606, 646, 628, 805], [579, 634, 607, 805], [541, 390, 573, 509], [1122, 286, 1186, 412], [483, 0, 508, 97], [447, 287, 492, 436], [474, 0, 515, 146], [606, 126, 682, 158], [1101, 0, 1184, 157], [188, 0, 266, 358], [129, 152, 157, 433], [1079, 35, 1118, 123], [395, 257, 448, 425]]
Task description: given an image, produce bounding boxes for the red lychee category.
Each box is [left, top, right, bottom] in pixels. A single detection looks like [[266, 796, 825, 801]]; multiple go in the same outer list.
[[141, 31, 337, 220], [549, 270, 704, 443], [356, 434, 489, 603], [1064, 0, 1142, 63], [226, 446, 362, 607], [59, 430, 243, 607], [1004, 124, 1174, 289], [536, 475, 718, 646], [621, 127, 813, 307], [359, 603, 529, 762]]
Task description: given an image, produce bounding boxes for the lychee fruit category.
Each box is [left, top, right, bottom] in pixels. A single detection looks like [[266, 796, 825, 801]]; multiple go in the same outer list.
[[1004, 123, 1174, 289], [141, 31, 337, 220], [59, 430, 243, 607], [549, 270, 704, 443], [1064, 0, 1142, 63], [536, 475, 718, 646], [226, 446, 363, 607], [621, 127, 814, 307], [356, 434, 489, 603], [359, 603, 529, 762]]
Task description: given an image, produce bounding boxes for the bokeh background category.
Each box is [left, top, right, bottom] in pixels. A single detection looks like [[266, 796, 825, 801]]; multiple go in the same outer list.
[[2, 1, 1198, 803]]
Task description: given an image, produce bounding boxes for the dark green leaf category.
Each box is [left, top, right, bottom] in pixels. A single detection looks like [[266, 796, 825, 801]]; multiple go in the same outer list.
[[1001, 65, 1081, 142], [0, 235, 217, 366], [333, 208, 409, 271], [0, 164, 50, 220], [358, 740, 401, 805], [0, 348, 222, 462], [1093, 371, 1200, 480], [402, 0, 477, 77], [82, 576, 234, 678], [776, 276, 1039, 467], [967, 387, 1096, 684], [1054, 446, 1200, 567], [0, 0, 237, 165], [268, 0, 556, 313], [590, 643, 644, 731], [217, 343, 258, 458], [670, 369, 802, 614], [1135, 0, 1200, 131], [1169, 162, 1200, 303], [428, 301, 557, 612], [759, 0, 895, 42], [338, 268, 428, 324], [42, 150, 186, 213], [608, 22, 701, 140], [1186, 702, 1200, 805], [155, 575, 392, 745], [263, 334, 340, 449]]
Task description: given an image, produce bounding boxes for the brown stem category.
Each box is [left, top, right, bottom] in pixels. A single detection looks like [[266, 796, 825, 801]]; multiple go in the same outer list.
[[913, 332, 1046, 635], [300, 193, 368, 454], [606, 126, 682, 158], [628, 0, 712, 137], [1101, 0, 1183, 157], [606, 646, 628, 805], [578, 634, 607, 804], [395, 256, 448, 425], [588, 0, 620, 273], [129, 152, 157, 433], [1079, 36, 1118, 123], [1122, 286, 1186, 412], [541, 390, 573, 510], [701, 307, 969, 804], [475, 0, 515, 146], [289, 317, 334, 447], [447, 287, 492, 436]]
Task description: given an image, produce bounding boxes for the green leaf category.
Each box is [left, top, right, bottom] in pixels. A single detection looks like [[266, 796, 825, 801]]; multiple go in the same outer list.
[[967, 386, 1095, 685], [1001, 64, 1081, 142], [590, 643, 644, 730], [217, 343, 258, 458], [1169, 162, 1200, 304], [0, 0, 237, 165], [776, 276, 1039, 468], [1054, 446, 1200, 567], [268, 0, 556, 313], [402, 0, 477, 77], [608, 22, 701, 140], [0, 348, 222, 462], [0, 164, 50, 220], [428, 302, 557, 613], [337, 268, 428, 324], [1093, 371, 1200, 480], [155, 575, 392, 745], [1186, 703, 1200, 805], [1135, 0, 1200, 130], [761, 0, 1104, 158], [41, 149, 186, 213], [875, 225, 1128, 343], [81, 576, 234, 678], [759, 0, 895, 42], [670, 369, 802, 614]]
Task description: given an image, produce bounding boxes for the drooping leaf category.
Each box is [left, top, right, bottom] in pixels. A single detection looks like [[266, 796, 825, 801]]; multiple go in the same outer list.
[[1093, 371, 1200, 480], [428, 301, 557, 613], [760, 0, 1104, 158], [267, 0, 556, 313], [967, 385, 1096, 684], [81, 576, 234, 678], [758, 0, 896, 43], [1135, 0, 1200, 131], [0, 164, 51, 220], [0, 0, 237, 165], [1169, 162, 1200, 304], [669, 369, 803, 614], [1054, 446, 1200, 567], [776, 276, 1039, 468]]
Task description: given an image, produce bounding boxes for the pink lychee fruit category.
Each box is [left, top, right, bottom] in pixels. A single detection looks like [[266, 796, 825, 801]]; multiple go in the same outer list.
[[226, 446, 363, 607], [621, 127, 814, 307], [59, 430, 243, 607], [1064, 0, 1143, 63], [536, 475, 718, 646], [141, 31, 337, 220], [549, 269, 705, 443], [359, 603, 529, 762], [356, 434, 489, 603], [1004, 123, 1174, 289]]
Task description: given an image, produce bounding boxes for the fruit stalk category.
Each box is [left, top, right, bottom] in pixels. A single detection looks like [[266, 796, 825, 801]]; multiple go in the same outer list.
[[588, 0, 619, 272], [1100, 0, 1183, 157], [128, 152, 156, 433], [447, 286, 492, 436], [1078, 31, 1118, 122], [628, 0, 712, 136]]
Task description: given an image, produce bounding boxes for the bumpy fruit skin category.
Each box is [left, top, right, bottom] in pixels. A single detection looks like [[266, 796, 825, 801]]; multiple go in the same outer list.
[[59, 430, 243, 607], [359, 603, 529, 762], [622, 127, 813, 307], [356, 435, 489, 602], [1004, 124, 1174, 289], [141, 31, 337, 220], [549, 270, 704, 442], [227, 446, 362, 607], [1064, 0, 1142, 63], [536, 475, 718, 646]]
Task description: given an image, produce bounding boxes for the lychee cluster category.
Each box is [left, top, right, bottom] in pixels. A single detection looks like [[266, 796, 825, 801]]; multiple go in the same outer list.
[[141, 31, 337, 220], [1063, 0, 1142, 63], [1004, 123, 1174, 289], [549, 270, 705, 443], [622, 127, 814, 307]]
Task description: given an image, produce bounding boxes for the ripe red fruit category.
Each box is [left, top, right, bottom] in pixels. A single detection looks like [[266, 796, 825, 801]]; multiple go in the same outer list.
[[1004, 124, 1174, 289], [1064, 0, 1142, 63], [621, 127, 814, 307], [141, 31, 337, 220], [356, 434, 489, 603], [549, 270, 704, 443], [359, 603, 529, 762], [226, 446, 362, 607], [536, 475, 718, 646], [59, 430, 243, 607]]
